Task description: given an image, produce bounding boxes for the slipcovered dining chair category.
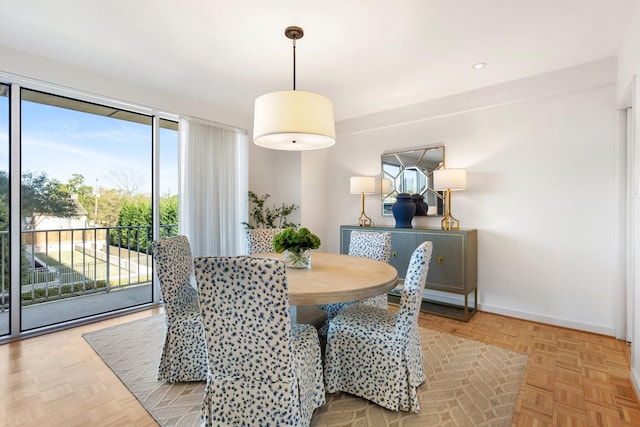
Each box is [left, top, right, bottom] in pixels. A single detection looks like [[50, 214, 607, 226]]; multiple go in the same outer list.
[[317, 230, 392, 337], [152, 235, 208, 382], [324, 241, 433, 413], [193, 256, 326, 426], [245, 228, 283, 254]]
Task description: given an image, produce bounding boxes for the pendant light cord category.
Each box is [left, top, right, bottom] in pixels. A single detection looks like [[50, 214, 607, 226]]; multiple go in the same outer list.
[[292, 38, 297, 90], [285, 26, 303, 91]]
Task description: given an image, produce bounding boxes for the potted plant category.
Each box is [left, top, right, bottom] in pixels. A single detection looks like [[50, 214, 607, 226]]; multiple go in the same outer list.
[[273, 227, 321, 269], [242, 191, 298, 229]]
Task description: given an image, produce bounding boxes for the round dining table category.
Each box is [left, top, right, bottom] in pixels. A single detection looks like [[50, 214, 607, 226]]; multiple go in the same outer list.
[[252, 252, 399, 305]]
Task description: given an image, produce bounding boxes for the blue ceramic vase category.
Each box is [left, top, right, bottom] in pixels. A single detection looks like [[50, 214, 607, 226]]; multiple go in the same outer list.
[[392, 193, 416, 228]]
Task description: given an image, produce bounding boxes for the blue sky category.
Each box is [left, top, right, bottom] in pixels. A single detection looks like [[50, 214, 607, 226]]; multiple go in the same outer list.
[[0, 94, 178, 196]]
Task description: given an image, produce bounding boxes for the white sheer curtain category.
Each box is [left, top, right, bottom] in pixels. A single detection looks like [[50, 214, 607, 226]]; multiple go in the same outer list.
[[178, 117, 248, 257]]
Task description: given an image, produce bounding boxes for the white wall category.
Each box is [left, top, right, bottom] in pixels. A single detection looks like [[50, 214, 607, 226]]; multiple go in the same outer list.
[[618, 4, 640, 103], [320, 59, 620, 336], [247, 144, 303, 227], [617, 0, 640, 401], [301, 149, 328, 243]]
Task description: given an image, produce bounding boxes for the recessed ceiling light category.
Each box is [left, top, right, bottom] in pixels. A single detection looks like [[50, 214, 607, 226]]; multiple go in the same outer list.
[[472, 62, 487, 70]]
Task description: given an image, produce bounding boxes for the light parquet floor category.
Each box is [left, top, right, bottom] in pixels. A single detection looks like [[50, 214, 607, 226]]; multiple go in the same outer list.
[[420, 311, 640, 427], [0, 308, 638, 426]]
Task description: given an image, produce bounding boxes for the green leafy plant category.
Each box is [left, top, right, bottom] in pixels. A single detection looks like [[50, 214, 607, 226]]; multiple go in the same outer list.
[[273, 227, 321, 254], [243, 191, 298, 229]]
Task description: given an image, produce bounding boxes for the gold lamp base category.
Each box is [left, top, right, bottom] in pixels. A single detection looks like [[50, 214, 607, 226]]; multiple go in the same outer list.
[[441, 189, 460, 230], [441, 213, 460, 230], [358, 192, 372, 227], [358, 211, 372, 227]]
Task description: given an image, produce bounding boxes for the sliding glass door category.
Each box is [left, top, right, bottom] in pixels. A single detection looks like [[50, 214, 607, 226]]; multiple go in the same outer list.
[[159, 119, 179, 238], [0, 75, 182, 340], [20, 89, 156, 330], [0, 84, 9, 336]]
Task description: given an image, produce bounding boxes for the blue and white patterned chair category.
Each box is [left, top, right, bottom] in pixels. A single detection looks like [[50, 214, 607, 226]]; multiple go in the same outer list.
[[152, 235, 208, 382], [245, 228, 283, 254], [318, 230, 392, 337], [193, 256, 326, 426], [324, 241, 433, 413]]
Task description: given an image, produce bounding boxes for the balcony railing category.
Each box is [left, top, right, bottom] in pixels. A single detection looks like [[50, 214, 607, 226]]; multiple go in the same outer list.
[[0, 224, 177, 311]]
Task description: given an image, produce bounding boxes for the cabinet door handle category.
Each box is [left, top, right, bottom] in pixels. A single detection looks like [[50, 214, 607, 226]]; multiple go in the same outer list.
[[437, 256, 444, 264], [391, 251, 398, 259]]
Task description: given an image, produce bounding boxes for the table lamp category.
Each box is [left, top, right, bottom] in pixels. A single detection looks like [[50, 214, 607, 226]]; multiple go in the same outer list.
[[350, 176, 375, 227], [433, 169, 466, 230]]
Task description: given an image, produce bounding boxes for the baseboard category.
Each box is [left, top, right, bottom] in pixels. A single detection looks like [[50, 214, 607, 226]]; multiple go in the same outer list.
[[631, 368, 640, 401], [479, 303, 616, 337], [388, 290, 616, 336]]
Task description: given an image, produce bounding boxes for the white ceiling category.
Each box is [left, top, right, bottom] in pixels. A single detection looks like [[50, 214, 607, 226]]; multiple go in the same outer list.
[[0, 0, 636, 121]]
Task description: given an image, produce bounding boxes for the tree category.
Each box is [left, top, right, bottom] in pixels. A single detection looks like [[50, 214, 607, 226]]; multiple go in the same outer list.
[[57, 174, 127, 227], [0, 170, 66, 286], [106, 168, 148, 197], [111, 195, 178, 250], [20, 171, 78, 229], [95, 188, 125, 227], [60, 173, 97, 223], [0, 191, 7, 232], [160, 195, 178, 237]]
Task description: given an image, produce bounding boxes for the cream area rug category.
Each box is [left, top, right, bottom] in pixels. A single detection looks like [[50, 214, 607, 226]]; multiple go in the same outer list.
[[83, 315, 527, 427]]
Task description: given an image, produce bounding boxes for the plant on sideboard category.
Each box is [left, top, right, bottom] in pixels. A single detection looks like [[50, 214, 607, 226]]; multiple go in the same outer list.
[[242, 191, 299, 229]]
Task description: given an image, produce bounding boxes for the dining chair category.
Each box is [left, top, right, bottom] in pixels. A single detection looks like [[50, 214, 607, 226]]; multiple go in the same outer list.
[[245, 227, 283, 254], [193, 255, 326, 426], [324, 241, 433, 413], [152, 235, 208, 382], [317, 230, 392, 337]]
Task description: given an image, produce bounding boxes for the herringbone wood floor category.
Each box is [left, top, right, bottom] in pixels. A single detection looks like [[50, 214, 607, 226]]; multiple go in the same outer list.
[[0, 308, 638, 426]]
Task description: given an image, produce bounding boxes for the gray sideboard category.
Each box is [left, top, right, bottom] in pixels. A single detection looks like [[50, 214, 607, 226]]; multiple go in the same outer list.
[[340, 225, 477, 321]]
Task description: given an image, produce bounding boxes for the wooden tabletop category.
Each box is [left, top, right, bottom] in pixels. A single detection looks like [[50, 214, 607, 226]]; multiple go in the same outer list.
[[252, 252, 399, 305]]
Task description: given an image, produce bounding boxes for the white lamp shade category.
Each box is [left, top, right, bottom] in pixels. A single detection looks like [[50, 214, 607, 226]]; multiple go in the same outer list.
[[253, 90, 336, 151], [433, 169, 467, 191], [350, 176, 375, 194]]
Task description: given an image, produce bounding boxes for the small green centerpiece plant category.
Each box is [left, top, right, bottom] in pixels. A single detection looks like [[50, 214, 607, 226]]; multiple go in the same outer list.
[[273, 227, 321, 269]]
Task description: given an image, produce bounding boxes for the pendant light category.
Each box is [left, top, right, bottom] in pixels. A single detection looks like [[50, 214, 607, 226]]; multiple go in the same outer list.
[[253, 26, 336, 151]]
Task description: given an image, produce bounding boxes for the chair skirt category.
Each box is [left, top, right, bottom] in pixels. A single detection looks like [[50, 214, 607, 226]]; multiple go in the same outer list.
[[291, 324, 326, 424], [324, 304, 425, 412], [158, 312, 209, 382], [200, 323, 325, 426], [359, 293, 389, 309]]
